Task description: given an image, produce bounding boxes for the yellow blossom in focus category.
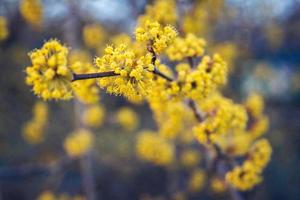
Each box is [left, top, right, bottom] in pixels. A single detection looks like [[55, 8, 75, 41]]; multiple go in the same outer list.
[[136, 131, 174, 166], [116, 107, 139, 132], [0, 16, 9, 41], [138, 0, 177, 25], [180, 54, 228, 101], [166, 34, 206, 61], [83, 23, 105, 48], [188, 169, 205, 192], [26, 39, 73, 100], [95, 44, 155, 101], [20, 0, 43, 27], [64, 129, 93, 157], [82, 104, 105, 128], [135, 20, 177, 53], [23, 101, 48, 144], [180, 149, 201, 168]]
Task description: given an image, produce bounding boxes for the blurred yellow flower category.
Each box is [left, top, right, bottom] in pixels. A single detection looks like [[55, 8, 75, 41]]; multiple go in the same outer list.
[[82, 23, 105, 48], [82, 104, 105, 128], [116, 107, 139, 132], [64, 129, 93, 157], [136, 131, 174, 166], [0, 16, 9, 41], [20, 0, 43, 27], [23, 101, 48, 144]]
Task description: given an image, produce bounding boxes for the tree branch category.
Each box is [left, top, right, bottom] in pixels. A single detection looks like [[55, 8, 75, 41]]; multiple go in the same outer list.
[[72, 71, 118, 82]]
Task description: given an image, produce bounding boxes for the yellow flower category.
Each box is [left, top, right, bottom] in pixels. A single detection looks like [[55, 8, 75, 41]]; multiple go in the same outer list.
[[180, 149, 201, 168], [136, 131, 174, 166], [225, 162, 262, 191], [211, 42, 238, 70], [83, 23, 105, 48], [82, 104, 105, 128], [188, 169, 206, 192], [116, 107, 139, 132], [245, 92, 264, 118], [210, 177, 226, 193], [244, 93, 269, 139], [0, 16, 9, 41], [26, 39, 73, 100], [20, 0, 43, 27], [64, 129, 93, 157], [247, 139, 272, 171], [71, 62, 100, 104], [183, 54, 228, 101], [217, 133, 252, 156], [95, 44, 154, 101], [37, 191, 56, 200], [193, 93, 248, 144], [138, 0, 177, 25], [22, 101, 48, 144], [135, 20, 177, 53], [166, 33, 206, 61]]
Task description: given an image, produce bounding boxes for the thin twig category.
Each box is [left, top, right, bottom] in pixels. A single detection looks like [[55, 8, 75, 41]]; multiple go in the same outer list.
[[72, 71, 118, 82]]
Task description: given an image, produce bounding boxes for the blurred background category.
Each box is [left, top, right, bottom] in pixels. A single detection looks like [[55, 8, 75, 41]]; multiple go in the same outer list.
[[0, 0, 300, 200]]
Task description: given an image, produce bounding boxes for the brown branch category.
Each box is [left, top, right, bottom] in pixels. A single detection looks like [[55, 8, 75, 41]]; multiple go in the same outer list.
[[72, 71, 118, 82], [188, 99, 204, 122]]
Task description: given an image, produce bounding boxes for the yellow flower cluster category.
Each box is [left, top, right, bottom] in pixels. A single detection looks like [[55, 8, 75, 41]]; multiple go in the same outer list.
[[64, 129, 93, 157], [82, 104, 105, 128], [185, 55, 228, 101], [188, 169, 206, 192], [23, 101, 48, 144], [156, 102, 195, 139], [246, 139, 272, 172], [135, 20, 177, 53], [225, 162, 262, 191], [82, 23, 105, 49], [26, 39, 73, 100], [245, 93, 269, 139], [20, 0, 43, 27], [193, 94, 248, 144], [164, 55, 227, 102], [138, 0, 177, 25], [166, 34, 206, 61], [95, 44, 154, 101], [226, 139, 272, 191], [217, 133, 252, 156], [71, 62, 100, 104], [116, 107, 139, 132], [0, 16, 9, 41], [136, 131, 174, 166]]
